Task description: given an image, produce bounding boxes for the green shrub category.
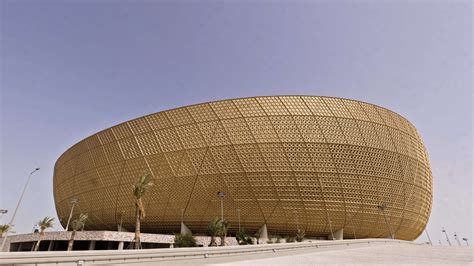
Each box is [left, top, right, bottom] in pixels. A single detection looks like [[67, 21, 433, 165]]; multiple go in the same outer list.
[[275, 235, 282, 243], [296, 229, 305, 242], [236, 230, 254, 245], [174, 233, 197, 247], [285, 235, 296, 243]]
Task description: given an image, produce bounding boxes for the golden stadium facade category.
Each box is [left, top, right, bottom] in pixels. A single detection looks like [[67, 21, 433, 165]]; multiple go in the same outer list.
[[53, 96, 432, 240]]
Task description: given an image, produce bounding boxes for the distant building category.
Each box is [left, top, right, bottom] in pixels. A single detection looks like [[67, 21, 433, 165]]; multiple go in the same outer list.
[[53, 96, 432, 241]]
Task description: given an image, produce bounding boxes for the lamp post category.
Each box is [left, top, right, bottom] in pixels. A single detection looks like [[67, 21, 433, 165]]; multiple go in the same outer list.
[[453, 232, 461, 246], [0, 210, 7, 220], [462, 238, 469, 246], [294, 210, 300, 231], [347, 213, 357, 239], [65, 198, 79, 231], [217, 192, 226, 221], [377, 204, 394, 239], [118, 211, 125, 232], [237, 209, 241, 232], [0, 168, 40, 251], [425, 229, 433, 246], [442, 227, 452, 246], [328, 219, 335, 240]]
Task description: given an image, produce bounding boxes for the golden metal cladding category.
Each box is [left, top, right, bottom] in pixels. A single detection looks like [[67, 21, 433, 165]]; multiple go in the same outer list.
[[53, 96, 432, 240]]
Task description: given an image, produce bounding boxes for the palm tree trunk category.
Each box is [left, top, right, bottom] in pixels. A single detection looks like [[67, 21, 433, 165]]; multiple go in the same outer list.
[[134, 202, 141, 249], [35, 232, 44, 251], [210, 236, 216, 247], [67, 230, 76, 251], [34, 236, 42, 251], [220, 234, 225, 246]]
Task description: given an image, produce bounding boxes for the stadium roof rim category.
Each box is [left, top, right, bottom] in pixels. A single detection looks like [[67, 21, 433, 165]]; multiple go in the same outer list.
[[55, 94, 417, 164]]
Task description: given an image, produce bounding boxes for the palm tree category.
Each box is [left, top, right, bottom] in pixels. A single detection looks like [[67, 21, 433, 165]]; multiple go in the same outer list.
[[207, 217, 222, 247], [132, 173, 153, 249], [34, 216, 54, 251], [67, 213, 88, 251], [219, 219, 228, 246], [0, 224, 11, 237]]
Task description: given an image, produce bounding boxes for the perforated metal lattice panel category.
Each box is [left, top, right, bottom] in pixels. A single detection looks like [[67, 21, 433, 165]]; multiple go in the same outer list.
[[53, 96, 432, 240]]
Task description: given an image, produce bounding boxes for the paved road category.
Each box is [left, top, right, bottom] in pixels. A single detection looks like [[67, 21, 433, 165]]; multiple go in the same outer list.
[[107, 243, 473, 265], [1, 242, 472, 265], [211, 244, 473, 265]]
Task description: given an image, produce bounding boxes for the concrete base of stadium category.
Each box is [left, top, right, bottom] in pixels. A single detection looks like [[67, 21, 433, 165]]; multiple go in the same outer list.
[[0, 231, 239, 252]]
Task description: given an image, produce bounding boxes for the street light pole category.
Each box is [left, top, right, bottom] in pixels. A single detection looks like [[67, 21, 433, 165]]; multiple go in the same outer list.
[[118, 211, 125, 232], [328, 219, 335, 240], [0, 168, 40, 251], [237, 209, 241, 232], [347, 213, 357, 239], [217, 192, 226, 221], [442, 227, 452, 246], [425, 229, 433, 246], [0, 210, 7, 220], [453, 232, 461, 246], [294, 210, 300, 232], [65, 198, 79, 231], [377, 204, 394, 239], [462, 238, 469, 246]]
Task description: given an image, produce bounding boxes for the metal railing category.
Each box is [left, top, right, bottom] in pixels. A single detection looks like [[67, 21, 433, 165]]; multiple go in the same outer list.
[[0, 239, 418, 265]]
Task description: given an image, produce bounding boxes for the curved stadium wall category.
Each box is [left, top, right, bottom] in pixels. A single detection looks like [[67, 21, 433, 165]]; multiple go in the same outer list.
[[53, 96, 432, 240]]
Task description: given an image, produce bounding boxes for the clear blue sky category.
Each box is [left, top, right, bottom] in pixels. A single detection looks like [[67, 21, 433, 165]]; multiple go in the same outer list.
[[1, 1, 472, 244]]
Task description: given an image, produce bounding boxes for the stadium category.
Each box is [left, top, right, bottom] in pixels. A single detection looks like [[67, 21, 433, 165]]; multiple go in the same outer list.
[[53, 96, 432, 241]]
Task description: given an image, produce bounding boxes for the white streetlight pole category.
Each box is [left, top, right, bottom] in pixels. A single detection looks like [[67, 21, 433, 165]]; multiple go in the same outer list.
[[453, 232, 461, 246], [442, 227, 452, 246], [237, 209, 241, 232], [377, 204, 394, 239], [217, 192, 226, 221], [65, 198, 79, 231], [328, 219, 335, 240], [425, 229, 433, 246], [462, 238, 469, 246], [0, 210, 7, 220], [0, 168, 40, 251], [347, 213, 357, 239]]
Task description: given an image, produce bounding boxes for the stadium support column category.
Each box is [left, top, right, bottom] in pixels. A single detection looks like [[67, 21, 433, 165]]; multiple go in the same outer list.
[[181, 222, 192, 235], [333, 228, 343, 240], [89, 240, 96, 250], [258, 224, 268, 244], [180, 208, 192, 235]]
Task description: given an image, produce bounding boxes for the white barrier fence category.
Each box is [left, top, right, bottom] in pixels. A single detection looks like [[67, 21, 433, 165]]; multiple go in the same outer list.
[[0, 239, 419, 265]]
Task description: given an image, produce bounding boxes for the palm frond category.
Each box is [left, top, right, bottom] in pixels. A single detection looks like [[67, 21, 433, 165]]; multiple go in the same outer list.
[[71, 213, 88, 231], [0, 224, 11, 234], [37, 216, 55, 232], [133, 173, 153, 199]]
